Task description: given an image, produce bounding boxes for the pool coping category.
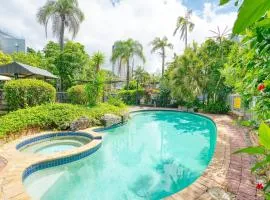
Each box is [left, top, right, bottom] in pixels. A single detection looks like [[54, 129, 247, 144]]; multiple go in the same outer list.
[[0, 129, 103, 200]]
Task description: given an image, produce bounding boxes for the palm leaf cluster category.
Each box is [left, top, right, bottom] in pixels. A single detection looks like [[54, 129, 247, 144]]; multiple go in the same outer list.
[[111, 39, 145, 89], [173, 10, 194, 48], [37, 0, 84, 50], [150, 36, 173, 76]]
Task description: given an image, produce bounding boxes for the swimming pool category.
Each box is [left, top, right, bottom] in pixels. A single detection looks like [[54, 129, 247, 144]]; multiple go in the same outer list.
[[24, 111, 216, 200]]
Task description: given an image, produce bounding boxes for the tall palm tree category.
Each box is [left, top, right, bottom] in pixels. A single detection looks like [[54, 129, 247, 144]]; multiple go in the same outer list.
[[150, 36, 173, 76], [92, 51, 105, 72], [111, 39, 145, 89], [37, 0, 85, 50], [173, 10, 194, 49]]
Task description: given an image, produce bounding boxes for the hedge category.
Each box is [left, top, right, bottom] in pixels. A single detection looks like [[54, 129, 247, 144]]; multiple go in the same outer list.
[[4, 79, 56, 110], [203, 101, 230, 114], [67, 85, 88, 105], [116, 89, 145, 105], [0, 103, 126, 138]]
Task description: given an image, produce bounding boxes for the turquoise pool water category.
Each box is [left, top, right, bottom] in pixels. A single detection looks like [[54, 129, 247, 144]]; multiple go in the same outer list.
[[24, 111, 216, 200]]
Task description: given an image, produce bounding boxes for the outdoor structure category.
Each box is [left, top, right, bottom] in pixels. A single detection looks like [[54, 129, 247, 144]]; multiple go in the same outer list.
[[0, 62, 57, 79], [0, 30, 25, 54]]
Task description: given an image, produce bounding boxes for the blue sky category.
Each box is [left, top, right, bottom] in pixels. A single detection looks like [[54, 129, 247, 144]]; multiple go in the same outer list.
[[182, 0, 237, 12]]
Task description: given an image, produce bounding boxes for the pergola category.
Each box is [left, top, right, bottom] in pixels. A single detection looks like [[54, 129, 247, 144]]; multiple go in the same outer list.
[[0, 62, 58, 79]]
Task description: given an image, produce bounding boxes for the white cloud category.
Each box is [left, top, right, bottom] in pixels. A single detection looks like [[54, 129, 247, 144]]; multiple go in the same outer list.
[[0, 0, 236, 73]]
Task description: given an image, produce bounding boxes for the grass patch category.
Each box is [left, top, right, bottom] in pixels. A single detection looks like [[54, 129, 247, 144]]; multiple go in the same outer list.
[[0, 103, 126, 138]]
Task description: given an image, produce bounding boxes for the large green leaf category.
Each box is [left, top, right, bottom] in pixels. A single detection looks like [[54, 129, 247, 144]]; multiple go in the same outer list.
[[259, 122, 270, 150], [234, 146, 266, 155], [219, 0, 230, 6], [233, 0, 270, 34], [256, 18, 270, 28], [251, 155, 270, 172]]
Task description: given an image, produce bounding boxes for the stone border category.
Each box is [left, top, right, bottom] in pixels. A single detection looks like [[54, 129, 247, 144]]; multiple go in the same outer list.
[[0, 128, 102, 200]]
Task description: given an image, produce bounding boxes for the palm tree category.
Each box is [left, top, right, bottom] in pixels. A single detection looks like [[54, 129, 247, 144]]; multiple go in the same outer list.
[[92, 51, 105, 72], [150, 36, 173, 76], [37, 0, 84, 50], [209, 26, 231, 44], [111, 39, 145, 89], [173, 10, 194, 49]]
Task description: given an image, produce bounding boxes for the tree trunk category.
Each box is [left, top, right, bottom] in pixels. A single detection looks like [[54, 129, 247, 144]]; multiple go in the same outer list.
[[185, 25, 188, 49], [126, 58, 130, 90], [60, 15, 65, 51], [162, 48, 165, 76]]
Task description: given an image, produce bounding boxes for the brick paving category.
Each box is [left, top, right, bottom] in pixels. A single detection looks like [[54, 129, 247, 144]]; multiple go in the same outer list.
[[0, 156, 7, 171], [226, 120, 263, 200]]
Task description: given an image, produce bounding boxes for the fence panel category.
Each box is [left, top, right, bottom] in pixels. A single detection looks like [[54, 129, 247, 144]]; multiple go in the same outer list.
[[227, 94, 257, 120]]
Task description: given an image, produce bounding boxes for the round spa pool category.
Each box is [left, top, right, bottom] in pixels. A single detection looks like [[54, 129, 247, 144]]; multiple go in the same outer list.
[[17, 132, 92, 155], [24, 111, 216, 200]]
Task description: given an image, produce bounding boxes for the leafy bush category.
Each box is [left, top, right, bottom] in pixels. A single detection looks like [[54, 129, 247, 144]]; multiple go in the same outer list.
[[117, 89, 145, 105], [0, 103, 126, 138], [123, 80, 140, 90], [203, 101, 230, 114], [67, 85, 88, 105], [107, 96, 126, 108], [4, 79, 56, 111], [85, 72, 105, 106]]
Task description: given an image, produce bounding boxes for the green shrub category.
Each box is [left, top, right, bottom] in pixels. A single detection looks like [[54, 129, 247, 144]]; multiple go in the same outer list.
[[203, 101, 230, 114], [85, 72, 104, 106], [107, 96, 126, 107], [4, 79, 56, 111], [67, 85, 88, 105], [117, 89, 145, 105], [123, 80, 140, 90], [0, 103, 126, 138]]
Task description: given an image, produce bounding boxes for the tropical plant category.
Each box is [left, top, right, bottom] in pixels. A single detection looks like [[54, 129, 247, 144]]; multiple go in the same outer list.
[[0, 51, 12, 65], [150, 36, 173, 76], [234, 122, 270, 198], [111, 39, 145, 89], [221, 26, 270, 120], [168, 39, 234, 107], [220, 0, 270, 34], [85, 72, 105, 106], [133, 66, 150, 88], [173, 10, 195, 49], [91, 51, 105, 72], [55, 41, 89, 90], [37, 0, 85, 50]]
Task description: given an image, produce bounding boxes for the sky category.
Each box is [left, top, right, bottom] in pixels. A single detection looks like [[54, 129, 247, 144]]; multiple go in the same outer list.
[[0, 0, 237, 73]]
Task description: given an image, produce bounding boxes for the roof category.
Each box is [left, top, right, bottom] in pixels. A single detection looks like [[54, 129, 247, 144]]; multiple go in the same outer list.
[[0, 62, 58, 79], [0, 75, 11, 81]]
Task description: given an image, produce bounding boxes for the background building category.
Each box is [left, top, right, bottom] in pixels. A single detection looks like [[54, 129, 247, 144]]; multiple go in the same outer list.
[[0, 30, 25, 54]]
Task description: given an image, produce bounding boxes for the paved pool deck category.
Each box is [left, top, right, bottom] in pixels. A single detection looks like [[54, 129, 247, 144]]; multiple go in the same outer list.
[[0, 108, 264, 200]]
